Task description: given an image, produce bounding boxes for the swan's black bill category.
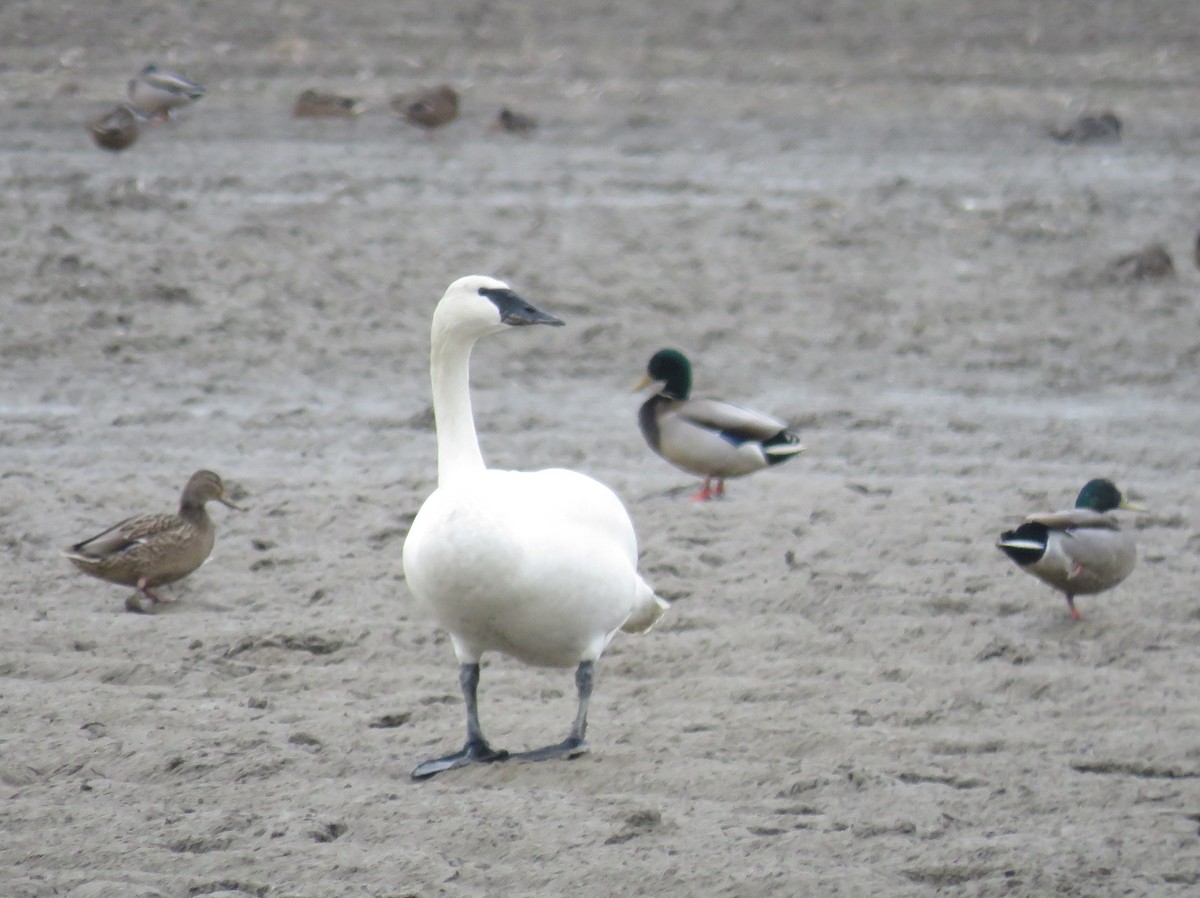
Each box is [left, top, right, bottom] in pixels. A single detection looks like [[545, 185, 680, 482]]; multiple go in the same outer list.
[[479, 287, 565, 327]]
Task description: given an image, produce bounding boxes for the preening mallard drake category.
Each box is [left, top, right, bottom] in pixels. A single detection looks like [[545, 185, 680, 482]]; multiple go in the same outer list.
[[635, 348, 804, 501], [64, 470, 242, 610], [292, 88, 364, 118], [127, 64, 206, 122], [89, 105, 142, 152], [997, 478, 1143, 620], [391, 84, 459, 133], [402, 276, 667, 779]]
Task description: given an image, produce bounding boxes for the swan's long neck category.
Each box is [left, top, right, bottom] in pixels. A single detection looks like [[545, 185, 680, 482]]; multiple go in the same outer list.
[[430, 325, 486, 486]]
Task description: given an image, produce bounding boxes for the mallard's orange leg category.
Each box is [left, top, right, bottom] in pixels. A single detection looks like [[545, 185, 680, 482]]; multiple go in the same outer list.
[[137, 578, 167, 603]]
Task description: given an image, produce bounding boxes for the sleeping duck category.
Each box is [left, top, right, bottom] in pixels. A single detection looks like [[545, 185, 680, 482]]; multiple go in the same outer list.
[[490, 107, 537, 135], [1048, 111, 1121, 145], [89, 104, 143, 152], [292, 88, 365, 118], [402, 276, 668, 779], [635, 348, 804, 500], [64, 470, 242, 610], [391, 84, 459, 134], [997, 478, 1143, 620]]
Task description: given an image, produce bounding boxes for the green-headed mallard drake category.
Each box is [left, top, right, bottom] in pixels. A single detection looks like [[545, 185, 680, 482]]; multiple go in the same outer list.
[[127, 64, 206, 122], [292, 88, 364, 118], [635, 348, 804, 501], [1049, 112, 1122, 145], [64, 470, 242, 609], [490, 107, 537, 135], [391, 84, 459, 134], [89, 104, 142, 152], [997, 478, 1143, 620]]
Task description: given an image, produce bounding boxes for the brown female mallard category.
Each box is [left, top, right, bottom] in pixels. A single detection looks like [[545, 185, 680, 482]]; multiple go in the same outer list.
[[64, 470, 242, 609], [1111, 243, 1175, 280], [89, 105, 143, 152], [391, 84, 459, 133], [997, 478, 1143, 620], [292, 88, 364, 118]]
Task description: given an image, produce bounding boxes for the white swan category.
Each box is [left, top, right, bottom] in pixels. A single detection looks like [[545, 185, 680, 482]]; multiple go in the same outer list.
[[402, 276, 668, 779]]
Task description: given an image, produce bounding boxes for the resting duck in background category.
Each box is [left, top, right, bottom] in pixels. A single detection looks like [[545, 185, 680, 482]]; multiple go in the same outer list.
[[89, 104, 145, 151], [635, 348, 804, 501], [391, 84, 459, 135], [997, 478, 1143, 620], [292, 88, 364, 118], [490, 107, 537, 135], [1049, 111, 1121, 145], [127, 64, 206, 122]]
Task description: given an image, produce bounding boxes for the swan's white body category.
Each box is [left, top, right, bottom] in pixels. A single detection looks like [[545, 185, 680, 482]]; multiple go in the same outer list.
[[404, 466, 661, 667], [401, 276, 665, 777]]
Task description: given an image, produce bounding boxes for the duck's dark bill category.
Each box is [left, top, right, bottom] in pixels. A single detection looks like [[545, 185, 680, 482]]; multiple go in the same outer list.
[[480, 287, 565, 327]]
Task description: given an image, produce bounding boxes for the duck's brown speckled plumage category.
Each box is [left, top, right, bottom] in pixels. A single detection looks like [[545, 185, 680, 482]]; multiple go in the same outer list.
[[64, 470, 241, 607], [292, 88, 364, 118], [89, 105, 140, 151], [391, 84, 459, 132]]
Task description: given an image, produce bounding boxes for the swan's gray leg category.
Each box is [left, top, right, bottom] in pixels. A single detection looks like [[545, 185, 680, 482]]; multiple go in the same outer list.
[[516, 660, 593, 763], [411, 662, 509, 779]]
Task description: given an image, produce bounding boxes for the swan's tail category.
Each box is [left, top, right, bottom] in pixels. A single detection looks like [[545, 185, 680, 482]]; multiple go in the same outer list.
[[621, 577, 669, 634]]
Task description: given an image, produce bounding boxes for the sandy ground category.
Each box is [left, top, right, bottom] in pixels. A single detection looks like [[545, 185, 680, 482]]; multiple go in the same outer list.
[[3, 2, 1200, 896]]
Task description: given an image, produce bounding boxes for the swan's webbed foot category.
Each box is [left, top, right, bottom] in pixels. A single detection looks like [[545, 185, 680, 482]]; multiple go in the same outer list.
[[514, 660, 594, 765], [514, 735, 588, 764], [411, 738, 509, 780], [412, 662, 509, 779]]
